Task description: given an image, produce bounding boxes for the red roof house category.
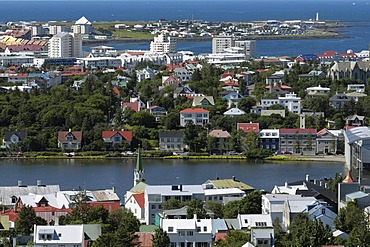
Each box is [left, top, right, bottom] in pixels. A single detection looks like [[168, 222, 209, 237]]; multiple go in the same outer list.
[[57, 130, 82, 150], [237, 123, 260, 133], [122, 102, 140, 112], [102, 130, 133, 145]]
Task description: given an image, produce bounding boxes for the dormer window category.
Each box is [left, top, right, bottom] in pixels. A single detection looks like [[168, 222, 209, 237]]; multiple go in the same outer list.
[[11, 196, 17, 203]]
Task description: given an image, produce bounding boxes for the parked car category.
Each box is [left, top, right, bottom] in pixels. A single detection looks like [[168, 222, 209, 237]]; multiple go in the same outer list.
[[228, 151, 243, 156]]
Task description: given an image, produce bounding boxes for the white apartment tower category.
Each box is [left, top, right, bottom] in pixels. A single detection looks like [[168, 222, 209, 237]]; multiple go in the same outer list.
[[212, 36, 256, 58], [48, 32, 83, 58], [235, 40, 256, 58], [212, 36, 235, 54], [150, 33, 176, 53], [72, 16, 93, 34], [48, 25, 69, 35]]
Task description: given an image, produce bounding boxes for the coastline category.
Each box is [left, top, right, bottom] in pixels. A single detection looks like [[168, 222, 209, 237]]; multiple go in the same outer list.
[[0, 154, 345, 163], [82, 34, 348, 46]]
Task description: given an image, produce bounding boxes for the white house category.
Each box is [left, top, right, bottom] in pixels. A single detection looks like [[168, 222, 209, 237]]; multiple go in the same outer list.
[[305, 202, 337, 229], [33, 224, 101, 247], [136, 67, 156, 82], [261, 194, 317, 225], [125, 192, 145, 223], [223, 107, 246, 117], [237, 214, 273, 230], [305, 85, 330, 96], [180, 108, 209, 127], [162, 217, 213, 247], [278, 92, 301, 114]]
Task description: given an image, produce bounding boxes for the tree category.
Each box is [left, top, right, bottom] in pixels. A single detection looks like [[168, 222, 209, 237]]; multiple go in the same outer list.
[[162, 198, 182, 210], [238, 96, 256, 112], [335, 201, 366, 234], [16, 205, 47, 235], [327, 173, 343, 192], [94, 208, 140, 247], [245, 131, 258, 150], [130, 111, 156, 128], [223, 190, 264, 218], [306, 132, 313, 151], [205, 201, 223, 219], [152, 228, 170, 247], [284, 213, 331, 247], [215, 230, 249, 247], [184, 199, 207, 219]]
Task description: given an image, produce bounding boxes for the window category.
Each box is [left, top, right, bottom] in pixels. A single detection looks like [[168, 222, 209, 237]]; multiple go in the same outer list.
[[168, 227, 174, 232], [187, 231, 193, 236], [203, 226, 207, 232], [151, 214, 155, 218], [151, 205, 156, 209], [244, 219, 248, 224], [58, 233, 62, 237], [179, 230, 185, 236], [11, 196, 17, 203], [322, 208, 326, 215]]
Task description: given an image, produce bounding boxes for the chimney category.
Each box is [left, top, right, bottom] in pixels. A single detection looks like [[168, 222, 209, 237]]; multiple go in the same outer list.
[[314, 179, 317, 185], [17, 180, 22, 187], [285, 180, 288, 188], [320, 181, 323, 187], [325, 183, 328, 189], [179, 184, 183, 192], [112, 186, 115, 193], [232, 176, 236, 181], [37, 179, 41, 186], [68, 128, 72, 132], [305, 174, 310, 182]]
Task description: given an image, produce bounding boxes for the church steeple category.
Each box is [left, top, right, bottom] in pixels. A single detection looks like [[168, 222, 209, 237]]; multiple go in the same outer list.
[[134, 147, 145, 186]]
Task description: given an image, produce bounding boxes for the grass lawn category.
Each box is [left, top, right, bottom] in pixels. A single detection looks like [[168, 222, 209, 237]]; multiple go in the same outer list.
[[112, 30, 154, 39]]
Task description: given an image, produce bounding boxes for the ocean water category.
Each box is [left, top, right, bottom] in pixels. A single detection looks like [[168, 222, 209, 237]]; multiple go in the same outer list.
[[0, 0, 370, 22], [85, 22, 370, 56], [1, 0, 370, 56]]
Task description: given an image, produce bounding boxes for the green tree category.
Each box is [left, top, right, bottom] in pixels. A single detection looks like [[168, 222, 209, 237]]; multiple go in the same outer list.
[[152, 228, 170, 247], [16, 205, 47, 235], [327, 173, 343, 192], [238, 96, 256, 112], [130, 111, 156, 128], [245, 131, 258, 150], [223, 190, 264, 218], [184, 199, 207, 219], [205, 201, 224, 219], [162, 198, 182, 210], [215, 230, 249, 247], [94, 208, 140, 247], [335, 201, 365, 234], [284, 213, 331, 247]]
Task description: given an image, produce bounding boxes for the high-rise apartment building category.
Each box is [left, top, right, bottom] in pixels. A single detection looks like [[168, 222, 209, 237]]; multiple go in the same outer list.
[[48, 32, 82, 58], [48, 25, 69, 35], [212, 36, 235, 54], [71, 16, 93, 34], [212, 36, 256, 58], [150, 33, 176, 53]]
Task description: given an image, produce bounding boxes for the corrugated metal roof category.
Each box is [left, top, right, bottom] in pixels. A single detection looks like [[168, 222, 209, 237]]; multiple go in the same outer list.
[[206, 179, 254, 190]]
